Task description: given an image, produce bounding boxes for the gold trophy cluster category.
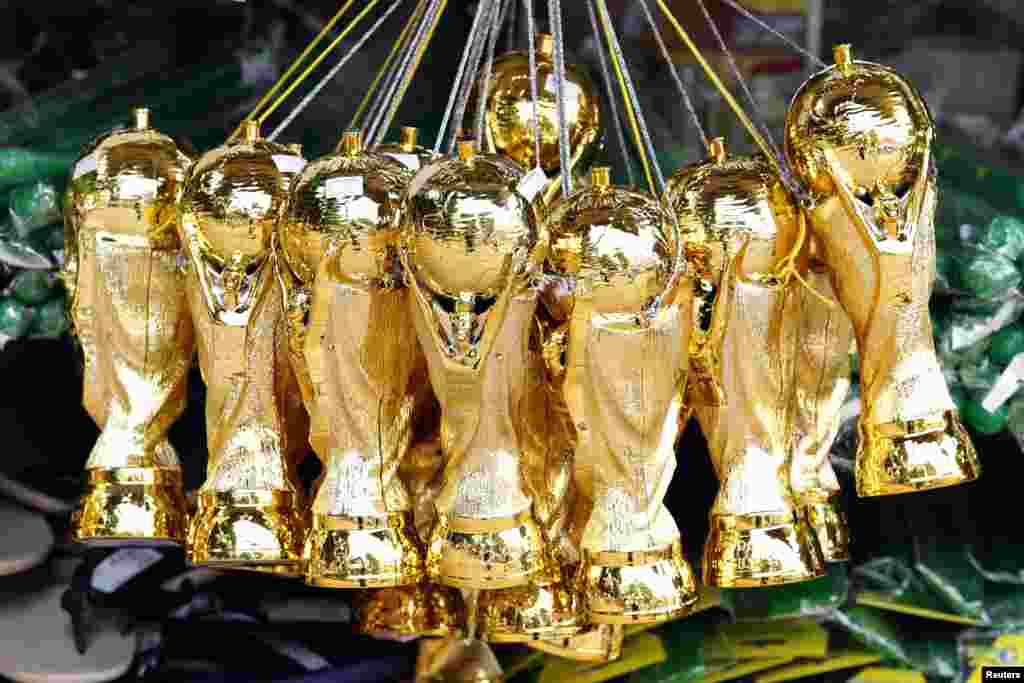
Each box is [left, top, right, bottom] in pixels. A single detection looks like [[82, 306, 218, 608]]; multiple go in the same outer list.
[[63, 38, 980, 666]]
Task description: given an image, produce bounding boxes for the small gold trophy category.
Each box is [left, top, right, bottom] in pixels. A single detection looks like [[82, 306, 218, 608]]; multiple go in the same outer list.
[[785, 46, 980, 497], [66, 107, 194, 545], [668, 142, 825, 587], [402, 141, 549, 591], [178, 121, 309, 573], [544, 166, 697, 624]]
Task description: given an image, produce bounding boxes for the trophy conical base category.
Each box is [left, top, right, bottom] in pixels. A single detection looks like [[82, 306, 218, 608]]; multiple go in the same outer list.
[[427, 511, 546, 590], [857, 411, 980, 497], [528, 624, 624, 662], [802, 496, 850, 562], [72, 468, 188, 546], [186, 490, 304, 575], [357, 583, 463, 638], [477, 579, 582, 643], [703, 511, 824, 588], [580, 542, 698, 625], [304, 511, 423, 588]]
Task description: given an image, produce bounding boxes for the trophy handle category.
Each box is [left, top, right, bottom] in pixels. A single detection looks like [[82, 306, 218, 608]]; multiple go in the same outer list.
[[271, 232, 315, 408], [61, 195, 82, 335]]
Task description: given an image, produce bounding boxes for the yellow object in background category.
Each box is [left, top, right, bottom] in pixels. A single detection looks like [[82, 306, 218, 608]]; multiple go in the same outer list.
[[699, 658, 795, 683], [966, 635, 1024, 683], [718, 620, 828, 660], [850, 667, 927, 683], [738, 0, 807, 12], [756, 650, 883, 683], [536, 633, 667, 683], [854, 592, 985, 626]]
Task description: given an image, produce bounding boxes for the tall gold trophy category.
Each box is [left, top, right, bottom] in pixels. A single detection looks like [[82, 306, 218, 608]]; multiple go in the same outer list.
[[65, 108, 194, 545], [785, 46, 980, 497], [543, 166, 697, 624], [178, 121, 309, 572], [402, 141, 549, 592], [668, 142, 825, 587]]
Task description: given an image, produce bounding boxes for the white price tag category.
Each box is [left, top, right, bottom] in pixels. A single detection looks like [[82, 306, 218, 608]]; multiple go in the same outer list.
[[272, 154, 306, 175], [385, 152, 421, 171], [91, 548, 163, 593], [72, 154, 97, 179], [983, 353, 1024, 413], [517, 167, 549, 202], [325, 175, 364, 199]]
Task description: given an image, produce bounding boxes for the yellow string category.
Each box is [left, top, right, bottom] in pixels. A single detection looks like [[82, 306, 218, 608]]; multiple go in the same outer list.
[[257, 0, 386, 127], [654, 0, 779, 175], [771, 209, 836, 308], [231, 0, 356, 140], [594, 0, 655, 195], [346, 0, 428, 132]]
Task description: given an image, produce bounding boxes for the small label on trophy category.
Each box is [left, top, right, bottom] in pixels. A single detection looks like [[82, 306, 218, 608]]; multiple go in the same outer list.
[[517, 167, 548, 201], [91, 548, 163, 593], [272, 154, 306, 175], [325, 175, 364, 198], [73, 154, 97, 179], [385, 152, 421, 171]]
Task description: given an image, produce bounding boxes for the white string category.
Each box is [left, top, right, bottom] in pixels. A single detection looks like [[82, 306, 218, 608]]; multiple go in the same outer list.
[[472, 0, 508, 149], [269, 1, 404, 141], [445, 0, 499, 153], [523, 0, 543, 170], [585, 0, 635, 188], [718, 0, 826, 68], [546, 0, 572, 197], [433, 0, 491, 153]]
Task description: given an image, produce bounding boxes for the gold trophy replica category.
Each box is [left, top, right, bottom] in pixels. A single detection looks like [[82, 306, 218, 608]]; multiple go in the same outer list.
[[66, 107, 194, 545], [178, 121, 309, 572]]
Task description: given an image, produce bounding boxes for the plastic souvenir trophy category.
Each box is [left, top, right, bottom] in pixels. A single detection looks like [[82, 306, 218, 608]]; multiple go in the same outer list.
[[178, 121, 309, 572], [787, 236, 853, 561], [277, 130, 457, 635], [667, 142, 825, 587], [785, 46, 980, 496], [66, 107, 193, 545], [543, 166, 697, 624], [402, 141, 549, 592]]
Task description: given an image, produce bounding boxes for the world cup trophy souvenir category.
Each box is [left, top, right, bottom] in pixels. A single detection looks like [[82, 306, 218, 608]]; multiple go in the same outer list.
[[65, 107, 194, 545], [466, 33, 603, 207], [787, 235, 853, 561], [667, 141, 825, 587], [402, 140, 550, 592], [277, 129, 458, 636], [785, 45, 980, 497], [541, 166, 697, 625], [178, 120, 309, 573]]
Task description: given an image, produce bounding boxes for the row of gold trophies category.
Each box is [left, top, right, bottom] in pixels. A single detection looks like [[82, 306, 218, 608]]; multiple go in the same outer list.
[[63, 34, 980, 666]]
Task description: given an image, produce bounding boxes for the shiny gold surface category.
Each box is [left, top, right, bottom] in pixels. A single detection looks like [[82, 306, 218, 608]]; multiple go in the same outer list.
[[415, 638, 505, 683], [528, 624, 624, 663], [178, 122, 309, 571], [66, 108, 195, 545], [580, 543, 697, 624], [467, 34, 602, 177], [278, 130, 425, 587], [403, 150, 548, 590], [357, 583, 464, 638], [543, 168, 696, 624], [373, 126, 440, 171], [785, 48, 979, 497], [788, 256, 853, 561], [477, 576, 581, 643], [667, 149, 825, 587]]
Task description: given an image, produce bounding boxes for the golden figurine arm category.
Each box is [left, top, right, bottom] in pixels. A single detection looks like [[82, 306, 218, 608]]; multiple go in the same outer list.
[[273, 235, 315, 409], [61, 190, 81, 326]]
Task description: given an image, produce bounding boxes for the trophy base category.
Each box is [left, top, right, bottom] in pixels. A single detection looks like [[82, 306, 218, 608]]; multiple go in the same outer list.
[[304, 511, 423, 589], [427, 511, 546, 590], [477, 579, 582, 643], [580, 542, 698, 625], [802, 496, 850, 562], [72, 468, 188, 546], [857, 411, 981, 497], [356, 583, 463, 638], [528, 624, 624, 662], [703, 511, 824, 588], [186, 489, 304, 575]]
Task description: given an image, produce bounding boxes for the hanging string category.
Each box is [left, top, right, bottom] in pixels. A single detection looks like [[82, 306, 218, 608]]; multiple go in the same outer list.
[[717, 0, 826, 69], [269, 1, 403, 141], [636, 0, 708, 152], [443, 0, 496, 154], [546, 0, 572, 197], [368, 0, 448, 146], [433, 0, 491, 153], [347, 0, 428, 132], [523, 0, 543, 172], [594, 0, 663, 196], [256, 0, 385, 128], [585, 0, 635, 189], [472, 0, 508, 149], [232, 0, 356, 140], [358, 18, 420, 144]]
